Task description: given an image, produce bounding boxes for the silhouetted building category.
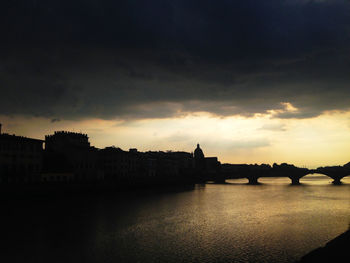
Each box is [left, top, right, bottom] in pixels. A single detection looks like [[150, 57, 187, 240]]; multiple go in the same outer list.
[[41, 172, 74, 183], [144, 151, 180, 179], [98, 147, 141, 183], [98, 147, 194, 185], [0, 129, 43, 183], [165, 151, 193, 173], [44, 131, 103, 182], [145, 158, 157, 177], [0, 123, 224, 186], [194, 144, 205, 171], [205, 157, 220, 173], [194, 144, 204, 159], [193, 144, 221, 181], [45, 131, 90, 152], [143, 150, 194, 184]]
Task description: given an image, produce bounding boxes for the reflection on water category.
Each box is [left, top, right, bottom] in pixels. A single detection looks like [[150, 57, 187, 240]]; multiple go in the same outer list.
[[299, 174, 341, 185], [2, 176, 350, 263]]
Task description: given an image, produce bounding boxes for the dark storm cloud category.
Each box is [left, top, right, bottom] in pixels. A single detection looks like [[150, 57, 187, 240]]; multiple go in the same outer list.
[[1, 0, 350, 120]]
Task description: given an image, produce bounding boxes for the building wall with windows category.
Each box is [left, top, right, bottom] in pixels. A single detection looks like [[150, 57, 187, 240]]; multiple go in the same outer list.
[[44, 131, 103, 182], [0, 134, 43, 183], [98, 147, 142, 183], [41, 172, 75, 183]]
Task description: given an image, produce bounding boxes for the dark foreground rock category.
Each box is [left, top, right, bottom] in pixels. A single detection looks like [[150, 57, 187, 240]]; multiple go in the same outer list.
[[296, 230, 350, 262]]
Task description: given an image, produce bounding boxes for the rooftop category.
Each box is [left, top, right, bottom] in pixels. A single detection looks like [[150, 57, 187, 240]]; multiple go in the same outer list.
[[46, 131, 89, 138], [0, 133, 44, 143]]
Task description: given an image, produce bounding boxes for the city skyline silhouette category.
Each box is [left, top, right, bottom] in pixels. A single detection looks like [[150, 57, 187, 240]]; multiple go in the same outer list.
[[1, 1, 350, 263], [1, 124, 350, 186]]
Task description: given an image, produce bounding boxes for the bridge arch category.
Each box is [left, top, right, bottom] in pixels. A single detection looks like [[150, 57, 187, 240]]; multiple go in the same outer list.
[[299, 173, 335, 185], [305, 171, 349, 185]]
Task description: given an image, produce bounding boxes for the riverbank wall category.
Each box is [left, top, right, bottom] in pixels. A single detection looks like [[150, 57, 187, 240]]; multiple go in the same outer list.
[[296, 230, 350, 262]]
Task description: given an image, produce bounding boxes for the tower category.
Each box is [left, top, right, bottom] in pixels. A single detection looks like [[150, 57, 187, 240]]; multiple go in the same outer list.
[[194, 143, 204, 159], [194, 143, 205, 171]]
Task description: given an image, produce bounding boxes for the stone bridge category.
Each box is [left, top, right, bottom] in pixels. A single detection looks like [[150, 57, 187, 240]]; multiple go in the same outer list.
[[215, 165, 350, 185]]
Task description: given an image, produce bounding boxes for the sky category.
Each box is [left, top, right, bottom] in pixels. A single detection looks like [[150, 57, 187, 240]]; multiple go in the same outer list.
[[1, 0, 350, 168]]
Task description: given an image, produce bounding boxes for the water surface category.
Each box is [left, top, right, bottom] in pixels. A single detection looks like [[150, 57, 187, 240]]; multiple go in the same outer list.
[[2, 175, 350, 263]]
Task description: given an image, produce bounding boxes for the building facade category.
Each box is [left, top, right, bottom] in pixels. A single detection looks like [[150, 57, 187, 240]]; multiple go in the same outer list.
[[44, 131, 103, 182], [193, 144, 221, 181], [98, 147, 142, 183], [0, 131, 43, 183]]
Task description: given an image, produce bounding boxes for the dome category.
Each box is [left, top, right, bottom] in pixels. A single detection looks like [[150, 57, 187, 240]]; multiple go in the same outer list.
[[194, 143, 204, 159]]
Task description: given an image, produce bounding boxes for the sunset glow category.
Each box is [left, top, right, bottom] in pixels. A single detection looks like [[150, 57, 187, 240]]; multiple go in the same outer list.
[[2, 108, 350, 168]]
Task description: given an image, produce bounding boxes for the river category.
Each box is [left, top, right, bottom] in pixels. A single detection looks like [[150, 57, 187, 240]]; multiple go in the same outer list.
[[2, 175, 350, 263]]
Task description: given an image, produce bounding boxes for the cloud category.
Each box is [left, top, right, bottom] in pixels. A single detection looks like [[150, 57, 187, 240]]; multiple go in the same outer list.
[[259, 123, 287, 132], [50, 118, 61, 123], [0, 0, 350, 120], [229, 139, 271, 149], [202, 138, 271, 152]]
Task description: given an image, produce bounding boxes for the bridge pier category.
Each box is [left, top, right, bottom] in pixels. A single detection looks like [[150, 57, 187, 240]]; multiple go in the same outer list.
[[314, 167, 349, 185], [289, 177, 301, 185], [331, 177, 342, 185], [247, 176, 259, 185]]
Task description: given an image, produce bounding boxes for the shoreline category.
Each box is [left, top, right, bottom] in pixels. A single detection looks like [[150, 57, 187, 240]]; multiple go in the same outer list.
[[296, 230, 350, 262], [0, 182, 197, 200]]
